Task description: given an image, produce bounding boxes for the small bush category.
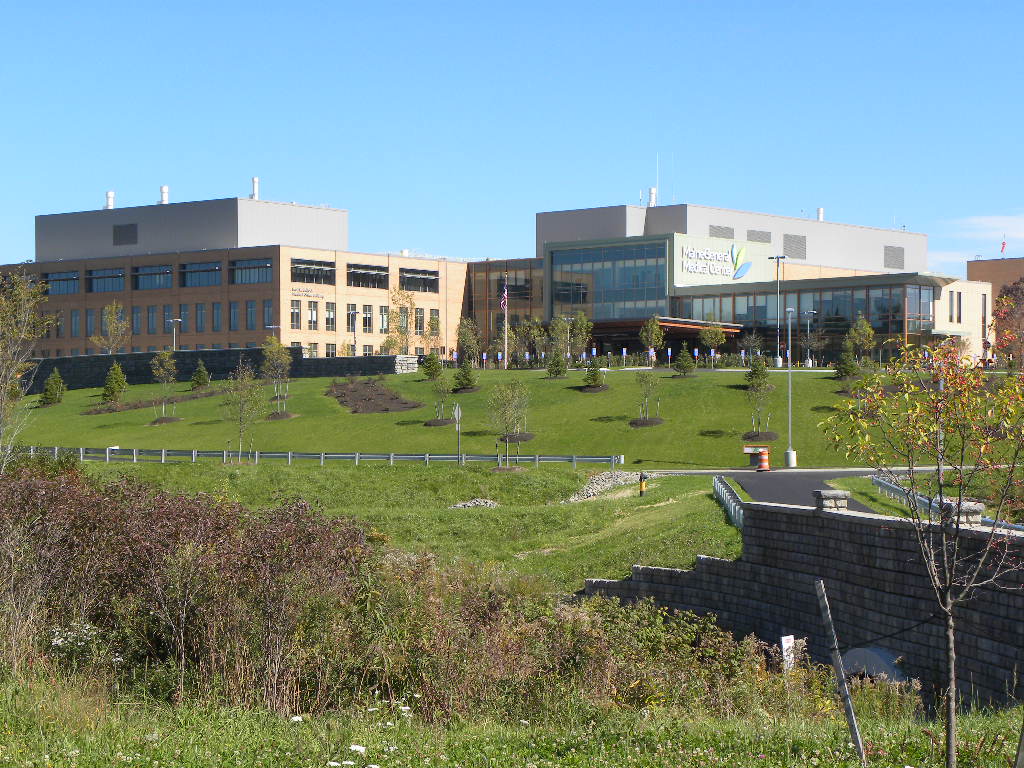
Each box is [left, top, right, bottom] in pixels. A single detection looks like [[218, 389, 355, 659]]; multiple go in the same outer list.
[[453, 356, 478, 390], [672, 347, 696, 377], [101, 363, 128, 404], [38, 368, 65, 406], [582, 358, 606, 388], [190, 359, 211, 390], [546, 354, 567, 378], [421, 352, 443, 381]]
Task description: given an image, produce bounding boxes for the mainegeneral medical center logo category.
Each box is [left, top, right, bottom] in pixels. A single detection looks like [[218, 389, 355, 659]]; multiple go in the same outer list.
[[682, 243, 752, 280]]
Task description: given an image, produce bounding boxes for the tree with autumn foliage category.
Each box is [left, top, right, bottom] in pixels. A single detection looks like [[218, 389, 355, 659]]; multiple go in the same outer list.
[[824, 340, 1024, 768], [993, 284, 1024, 369]]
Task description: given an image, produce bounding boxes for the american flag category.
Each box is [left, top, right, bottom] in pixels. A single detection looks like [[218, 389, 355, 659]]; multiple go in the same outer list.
[[500, 279, 508, 311]]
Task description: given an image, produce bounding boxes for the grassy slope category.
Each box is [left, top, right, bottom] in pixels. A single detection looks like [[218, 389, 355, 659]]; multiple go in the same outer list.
[[84, 462, 741, 591], [3, 675, 1021, 768], [20, 368, 851, 468]]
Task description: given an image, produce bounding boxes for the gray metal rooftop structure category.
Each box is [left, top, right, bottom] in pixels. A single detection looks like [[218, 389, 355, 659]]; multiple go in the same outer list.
[[35, 197, 348, 263]]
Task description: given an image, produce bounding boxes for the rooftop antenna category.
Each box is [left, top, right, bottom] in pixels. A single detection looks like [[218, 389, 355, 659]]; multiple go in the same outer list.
[[250, 176, 260, 200], [670, 151, 676, 204]]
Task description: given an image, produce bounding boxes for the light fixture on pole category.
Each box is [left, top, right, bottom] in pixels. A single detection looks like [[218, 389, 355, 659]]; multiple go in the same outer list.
[[348, 308, 359, 356], [170, 318, 182, 351], [802, 309, 817, 367], [768, 255, 786, 368], [562, 315, 572, 362], [785, 307, 797, 468]]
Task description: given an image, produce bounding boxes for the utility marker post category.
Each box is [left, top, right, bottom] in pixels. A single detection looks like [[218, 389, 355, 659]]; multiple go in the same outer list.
[[815, 579, 866, 766], [453, 402, 463, 465]]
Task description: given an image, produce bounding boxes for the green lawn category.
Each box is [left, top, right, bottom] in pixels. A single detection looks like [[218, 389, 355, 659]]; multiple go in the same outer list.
[[84, 462, 741, 591], [20, 368, 854, 468], [828, 476, 910, 517]]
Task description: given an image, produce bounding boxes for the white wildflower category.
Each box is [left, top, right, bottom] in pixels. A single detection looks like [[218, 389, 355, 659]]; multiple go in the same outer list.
[[349, 744, 366, 754], [290, 715, 303, 723]]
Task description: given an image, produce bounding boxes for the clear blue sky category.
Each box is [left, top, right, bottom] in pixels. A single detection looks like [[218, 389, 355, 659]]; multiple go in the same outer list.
[[2, 1, 1021, 275]]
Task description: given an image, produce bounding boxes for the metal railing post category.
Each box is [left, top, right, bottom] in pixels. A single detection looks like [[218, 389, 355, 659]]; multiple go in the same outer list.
[[79, 447, 85, 462], [389, 452, 394, 466], [105, 447, 110, 463], [192, 449, 197, 463], [425, 453, 430, 466], [320, 452, 325, 466], [53, 446, 58, 460], [133, 448, 138, 463], [160, 449, 166, 464], [534, 454, 539, 468], [222, 449, 227, 464], [355, 451, 360, 466], [572, 455, 577, 470], [287, 451, 292, 466], [255, 451, 259, 465]]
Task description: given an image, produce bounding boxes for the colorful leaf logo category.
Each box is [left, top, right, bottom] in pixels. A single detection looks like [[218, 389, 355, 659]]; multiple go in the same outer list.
[[733, 262, 752, 280], [731, 245, 749, 280]]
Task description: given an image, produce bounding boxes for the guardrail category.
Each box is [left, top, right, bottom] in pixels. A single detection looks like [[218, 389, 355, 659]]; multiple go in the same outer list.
[[870, 474, 1024, 532], [20, 445, 626, 470], [713, 475, 744, 528]]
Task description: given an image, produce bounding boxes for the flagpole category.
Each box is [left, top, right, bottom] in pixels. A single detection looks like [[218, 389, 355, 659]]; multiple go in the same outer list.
[[503, 272, 509, 370]]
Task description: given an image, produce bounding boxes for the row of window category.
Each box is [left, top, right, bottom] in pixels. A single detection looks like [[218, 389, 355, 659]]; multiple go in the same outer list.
[[286, 301, 440, 335], [43, 300, 275, 338], [36, 341, 446, 359], [291, 261, 440, 293]]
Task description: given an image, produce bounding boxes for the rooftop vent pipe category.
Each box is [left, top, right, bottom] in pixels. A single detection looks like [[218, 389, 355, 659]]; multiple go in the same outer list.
[[648, 186, 658, 207], [251, 176, 260, 200], [159, 185, 169, 204], [816, 207, 824, 222], [105, 191, 115, 209]]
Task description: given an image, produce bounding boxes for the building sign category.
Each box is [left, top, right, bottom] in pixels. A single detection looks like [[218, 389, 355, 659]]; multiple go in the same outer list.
[[291, 286, 327, 299], [673, 234, 773, 288]]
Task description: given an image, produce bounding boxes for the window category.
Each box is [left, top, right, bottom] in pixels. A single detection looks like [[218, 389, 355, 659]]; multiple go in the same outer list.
[[399, 268, 439, 293], [43, 271, 79, 295], [228, 343, 239, 349], [415, 347, 424, 355], [362, 304, 373, 333], [363, 344, 373, 356], [163, 304, 174, 334], [196, 344, 206, 350], [245, 342, 257, 349], [291, 342, 302, 353], [263, 300, 273, 329], [179, 304, 190, 333], [399, 306, 409, 332], [550, 241, 667, 320], [379, 306, 389, 333], [71, 349, 80, 356], [86, 309, 96, 337], [307, 301, 318, 330], [246, 300, 257, 331], [212, 302, 222, 332], [308, 342, 319, 358], [982, 293, 988, 342], [290, 300, 301, 330], [180, 261, 222, 287], [147, 305, 157, 334], [348, 343, 356, 356], [229, 258, 272, 284], [112, 223, 137, 246], [957, 291, 962, 324], [85, 268, 125, 293], [326, 343, 337, 358], [229, 302, 239, 331], [347, 263, 389, 289], [325, 302, 336, 332], [55, 313, 64, 338], [180, 345, 190, 351], [132, 265, 172, 290], [131, 306, 142, 335], [414, 308, 424, 335], [429, 308, 439, 337], [346, 303, 357, 333], [291, 259, 335, 284], [196, 303, 206, 333], [212, 344, 223, 350]]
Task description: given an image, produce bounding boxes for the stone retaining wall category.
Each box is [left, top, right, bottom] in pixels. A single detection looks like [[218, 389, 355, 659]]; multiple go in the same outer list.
[[24, 350, 419, 393], [585, 489, 1024, 704]]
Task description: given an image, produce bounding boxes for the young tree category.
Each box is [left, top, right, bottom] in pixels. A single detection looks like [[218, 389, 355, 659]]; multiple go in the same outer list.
[[102, 362, 128, 403], [383, 288, 416, 355], [635, 370, 658, 420], [547, 315, 571, 361], [453, 355, 478, 391], [825, 341, 1024, 768], [0, 273, 50, 473], [487, 379, 529, 464], [431, 372, 452, 420], [421, 351, 443, 381], [88, 301, 131, 355], [639, 316, 665, 355], [833, 336, 859, 381], [697, 324, 727, 353], [190, 359, 211, 390], [568, 311, 594, 359], [738, 332, 761, 362], [456, 317, 481, 366], [744, 356, 775, 435], [847, 313, 875, 364], [582, 357, 606, 389], [518, 316, 548, 366], [222, 360, 267, 461], [994, 278, 1024, 367], [38, 368, 65, 407], [672, 343, 696, 376], [804, 329, 828, 365], [150, 349, 177, 418], [546, 352, 567, 379], [260, 336, 292, 414]]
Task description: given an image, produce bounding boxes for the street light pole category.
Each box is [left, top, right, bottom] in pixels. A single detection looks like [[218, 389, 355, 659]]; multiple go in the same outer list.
[[349, 309, 358, 356], [785, 307, 797, 468], [171, 318, 182, 351], [768, 255, 786, 367], [802, 309, 817, 367]]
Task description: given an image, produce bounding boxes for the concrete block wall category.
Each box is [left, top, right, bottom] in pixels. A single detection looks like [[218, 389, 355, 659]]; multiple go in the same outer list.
[[24, 350, 419, 394], [585, 493, 1024, 704]]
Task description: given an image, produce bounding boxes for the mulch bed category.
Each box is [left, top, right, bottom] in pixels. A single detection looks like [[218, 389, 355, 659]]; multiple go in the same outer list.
[[148, 416, 183, 425], [452, 386, 480, 394], [500, 432, 535, 443], [629, 418, 664, 428], [742, 430, 779, 441], [424, 418, 455, 427], [577, 384, 609, 393], [267, 411, 298, 421], [325, 378, 422, 414], [85, 387, 220, 415]]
